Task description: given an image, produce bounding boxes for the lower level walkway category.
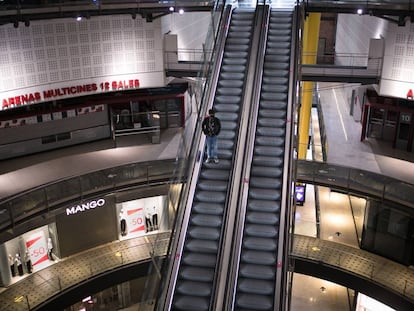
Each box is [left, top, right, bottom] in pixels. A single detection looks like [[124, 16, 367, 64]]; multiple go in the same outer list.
[[0, 232, 170, 311]]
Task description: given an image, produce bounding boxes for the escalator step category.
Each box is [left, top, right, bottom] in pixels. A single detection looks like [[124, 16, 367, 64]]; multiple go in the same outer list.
[[191, 213, 222, 227], [241, 250, 276, 265], [260, 99, 286, 109], [179, 266, 215, 282], [200, 169, 230, 180], [252, 155, 283, 167], [215, 94, 241, 105], [255, 136, 285, 147], [197, 180, 228, 192], [221, 64, 247, 72], [256, 126, 285, 138], [259, 109, 287, 119], [219, 79, 244, 88], [249, 188, 280, 201], [216, 111, 239, 122], [249, 176, 281, 189], [244, 224, 278, 238], [188, 226, 221, 241], [238, 278, 274, 295], [261, 85, 288, 94], [260, 91, 287, 101], [173, 296, 209, 311], [246, 211, 279, 225], [251, 165, 283, 178], [258, 117, 286, 128], [248, 199, 281, 213], [217, 87, 243, 96], [253, 145, 284, 157], [186, 238, 218, 253], [243, 236, 277, 251], [193, 202, 224, 215], [262, 76, 288, 85], [182, 252, 217, 268], [236, 293, 273, 310], [239, 263, 275, 280], [176, 280, 212, 297]]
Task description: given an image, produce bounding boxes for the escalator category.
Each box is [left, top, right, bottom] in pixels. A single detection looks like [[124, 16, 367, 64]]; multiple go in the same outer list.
[[234, 9, 295, 311], [171, 7, 258, 311]]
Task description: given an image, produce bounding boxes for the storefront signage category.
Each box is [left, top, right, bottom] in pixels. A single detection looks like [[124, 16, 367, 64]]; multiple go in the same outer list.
[[2, 79, 140, 109], [66, 198, 106, 216]]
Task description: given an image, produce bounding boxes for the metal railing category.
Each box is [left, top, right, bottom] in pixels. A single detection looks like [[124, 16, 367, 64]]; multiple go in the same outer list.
[[1, 233, 171, 311], [296, 159, 414, 210]]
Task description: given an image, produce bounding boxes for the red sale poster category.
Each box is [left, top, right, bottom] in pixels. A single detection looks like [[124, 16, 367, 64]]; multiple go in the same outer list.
[[125, 207, 145, 235], [25, 231, 49, 271]]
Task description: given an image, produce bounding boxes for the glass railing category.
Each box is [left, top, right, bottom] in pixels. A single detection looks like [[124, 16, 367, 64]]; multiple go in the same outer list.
[[0, 0, 216, 10], [141, 0, 229, 309], [0, 159, 180, 235], [303, 0, 414, 11], [296, 159, 414, 209], [292, 234, 414, 303]]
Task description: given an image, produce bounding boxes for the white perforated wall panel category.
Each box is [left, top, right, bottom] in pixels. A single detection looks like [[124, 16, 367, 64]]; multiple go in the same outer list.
[[0, 15, 164, 110], [380, 22, 414, 98]]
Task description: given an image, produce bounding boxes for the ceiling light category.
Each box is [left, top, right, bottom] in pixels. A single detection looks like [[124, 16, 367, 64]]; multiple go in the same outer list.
[[169, 6, 174, 12], [76, 16, 82, 21], [357, 9, 363, 15], [178, 9, 184, 14]]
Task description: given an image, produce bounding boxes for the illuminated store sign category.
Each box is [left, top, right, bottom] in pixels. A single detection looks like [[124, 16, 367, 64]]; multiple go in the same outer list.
[[2, 79, 140, 109], [66, 198, 106, 216]]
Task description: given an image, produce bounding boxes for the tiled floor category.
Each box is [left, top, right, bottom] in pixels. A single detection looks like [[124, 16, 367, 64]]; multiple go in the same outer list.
[[0, 232, 170, 311]]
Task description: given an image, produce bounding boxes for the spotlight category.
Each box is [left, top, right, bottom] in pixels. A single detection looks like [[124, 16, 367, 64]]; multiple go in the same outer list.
[[357, 9, 363, 15], [13, 20, 18, 28], [76, 16, 82, 21], [169, 6, 174, 12], [178, 8, 184, 14], [24, 20, 30, 27]]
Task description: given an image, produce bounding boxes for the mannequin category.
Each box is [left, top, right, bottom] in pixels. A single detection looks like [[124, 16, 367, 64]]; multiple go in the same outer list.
[[120, 210, 127, 236], [9, 254, 15, 277], [151, 206, 158, 230], [15, 253, 23, 276], [144, 206, 153, 232], [25, 250, 32, 273], [47, 238, 53, 260]]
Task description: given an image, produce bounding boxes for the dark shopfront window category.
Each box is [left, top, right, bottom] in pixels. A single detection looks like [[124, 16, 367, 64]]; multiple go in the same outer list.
[[111, 96, 184, 131], [361, 200, 414, 265]]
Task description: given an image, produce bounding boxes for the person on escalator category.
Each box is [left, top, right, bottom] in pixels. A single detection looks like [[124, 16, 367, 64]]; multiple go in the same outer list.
[[202, 108, 221, 164]]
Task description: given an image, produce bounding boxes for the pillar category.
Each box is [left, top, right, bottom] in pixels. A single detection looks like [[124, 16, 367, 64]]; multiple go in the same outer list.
[[298, 13, 321, 159]]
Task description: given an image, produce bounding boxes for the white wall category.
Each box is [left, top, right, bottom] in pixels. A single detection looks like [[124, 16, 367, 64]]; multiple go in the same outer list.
[[335, 14, 388, 66], [161, 12, 211, 61], [380, 21, 414, 98]]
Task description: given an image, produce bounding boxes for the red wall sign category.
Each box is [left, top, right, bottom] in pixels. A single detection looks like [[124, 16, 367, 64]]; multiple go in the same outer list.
[[2, 79, 140, 109]]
